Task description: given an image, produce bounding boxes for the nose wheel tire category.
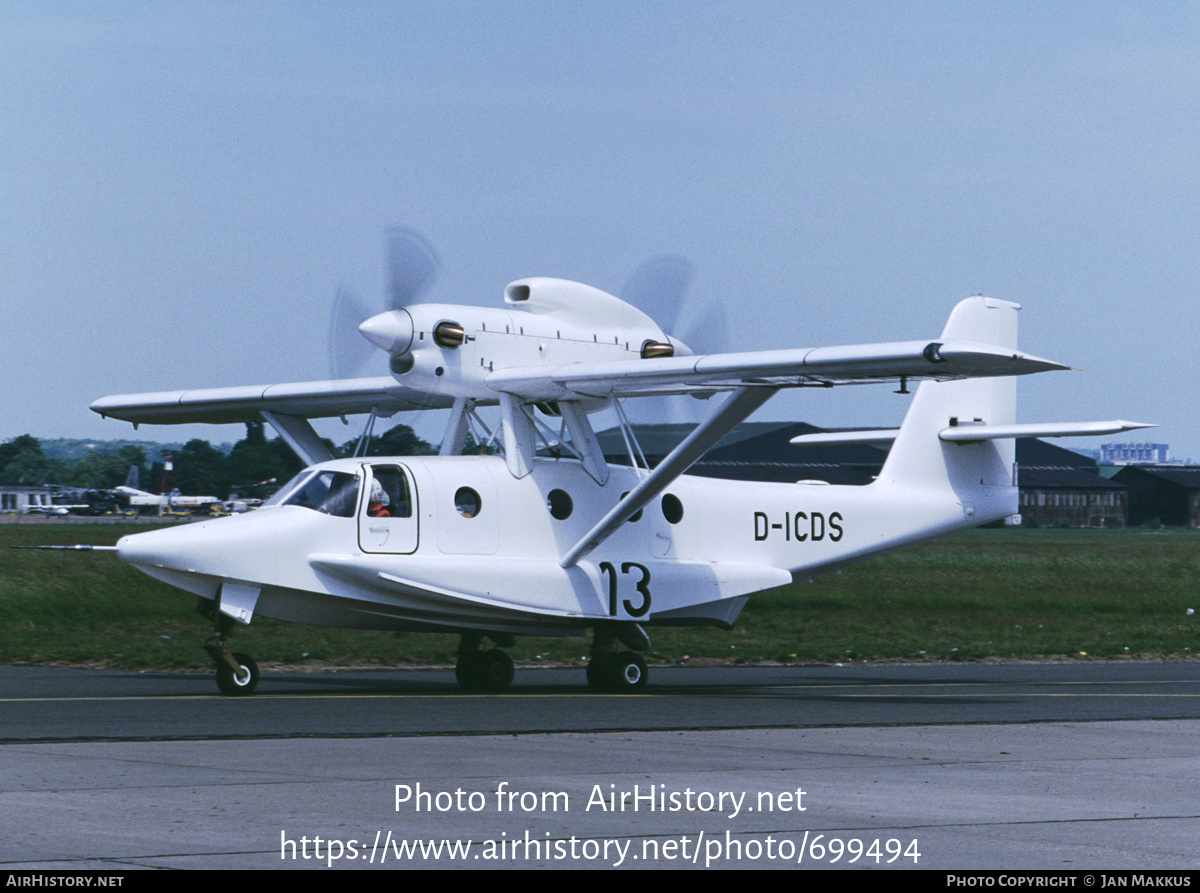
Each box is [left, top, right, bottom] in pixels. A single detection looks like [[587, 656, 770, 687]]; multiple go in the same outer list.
[[215, 652, 260, 696]]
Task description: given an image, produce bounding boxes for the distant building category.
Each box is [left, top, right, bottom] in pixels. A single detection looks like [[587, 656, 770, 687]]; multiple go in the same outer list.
[[1100, 442, 1170, 465], [1112, 465, 1200, 527], [1009, 440, 1126, 527], [692, 422, 886, 485], [0, 484, 56, 514], [1016, 467, 1127, 528], [596, 422, 887, 485]]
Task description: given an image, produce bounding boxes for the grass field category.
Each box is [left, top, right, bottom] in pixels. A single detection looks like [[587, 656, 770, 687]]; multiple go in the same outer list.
[[1, 522, 1197, 669]]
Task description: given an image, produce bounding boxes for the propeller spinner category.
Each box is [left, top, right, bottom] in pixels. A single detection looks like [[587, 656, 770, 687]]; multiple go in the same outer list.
[[328, 227, 442, 380]]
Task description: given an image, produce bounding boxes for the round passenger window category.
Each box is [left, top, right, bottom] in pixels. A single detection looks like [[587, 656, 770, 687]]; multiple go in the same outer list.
[[454, 487, 481, 518], [662, 493, 683, 524], [547, 489, 573, 520]]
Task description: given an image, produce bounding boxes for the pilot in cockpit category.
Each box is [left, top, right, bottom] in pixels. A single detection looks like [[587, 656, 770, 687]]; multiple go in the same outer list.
[[367, 479, 391, 517]]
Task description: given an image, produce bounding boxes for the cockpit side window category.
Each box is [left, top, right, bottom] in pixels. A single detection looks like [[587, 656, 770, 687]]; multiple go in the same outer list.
[[283, 471, 360, 517], [368, 466, 412, 518]]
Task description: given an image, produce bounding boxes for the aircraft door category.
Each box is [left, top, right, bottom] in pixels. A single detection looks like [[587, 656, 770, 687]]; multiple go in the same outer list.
[[358, 464, 419, 554]]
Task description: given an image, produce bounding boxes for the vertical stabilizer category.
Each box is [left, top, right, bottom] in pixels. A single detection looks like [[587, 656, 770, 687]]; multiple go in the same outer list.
[[877, 297, 1019, 519]]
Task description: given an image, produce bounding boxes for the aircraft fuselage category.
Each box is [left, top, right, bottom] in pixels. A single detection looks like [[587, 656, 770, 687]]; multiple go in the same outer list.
[[116, 452, 1015, 637]]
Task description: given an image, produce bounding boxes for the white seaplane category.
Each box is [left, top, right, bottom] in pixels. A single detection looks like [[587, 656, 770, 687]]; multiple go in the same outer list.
[[89, 259, 1149, 695]]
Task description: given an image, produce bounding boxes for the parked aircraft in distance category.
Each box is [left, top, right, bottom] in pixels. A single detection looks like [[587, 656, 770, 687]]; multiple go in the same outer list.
[[113, 464, 222, 515]]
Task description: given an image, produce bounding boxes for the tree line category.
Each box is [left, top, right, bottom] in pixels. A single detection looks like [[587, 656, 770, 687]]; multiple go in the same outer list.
[[0, 423, 435, 499]]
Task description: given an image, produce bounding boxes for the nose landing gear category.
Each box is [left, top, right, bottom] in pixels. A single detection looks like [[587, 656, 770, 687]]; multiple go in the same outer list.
[[202, 607, 259, 696], [204, 633, 260, 696]]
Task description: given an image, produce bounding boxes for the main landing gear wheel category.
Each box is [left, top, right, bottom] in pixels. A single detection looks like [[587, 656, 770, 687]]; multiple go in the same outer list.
[[587, 652, 648, 693], [456, 650, 515, 693], [215, 652, 259, 697]]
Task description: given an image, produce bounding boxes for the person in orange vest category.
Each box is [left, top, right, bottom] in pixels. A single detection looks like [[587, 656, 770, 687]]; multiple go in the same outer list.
[[367, 479, 391, 517]]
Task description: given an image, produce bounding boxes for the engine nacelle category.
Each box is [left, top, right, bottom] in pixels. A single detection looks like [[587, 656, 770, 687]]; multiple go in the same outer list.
[[358, 278, 686, 403]]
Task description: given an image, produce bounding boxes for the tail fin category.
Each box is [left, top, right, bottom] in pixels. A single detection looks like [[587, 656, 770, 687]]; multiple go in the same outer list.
[[877, 298, 1019, 516]]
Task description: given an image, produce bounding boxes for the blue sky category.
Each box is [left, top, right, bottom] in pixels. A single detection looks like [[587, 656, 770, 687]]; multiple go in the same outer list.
[[3, 2, 1197, 458]]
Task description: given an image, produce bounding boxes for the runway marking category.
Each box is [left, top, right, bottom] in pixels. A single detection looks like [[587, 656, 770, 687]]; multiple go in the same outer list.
[[3, 680, 1199, 704]]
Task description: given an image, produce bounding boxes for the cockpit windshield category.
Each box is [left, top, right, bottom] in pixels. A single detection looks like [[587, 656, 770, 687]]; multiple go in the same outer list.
[[278, 470, 361, 517], [260, 470, 314, 508]]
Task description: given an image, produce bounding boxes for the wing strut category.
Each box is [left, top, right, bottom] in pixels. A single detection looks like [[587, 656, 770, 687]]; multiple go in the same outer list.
[[352, 406, 380, 457], [559, 401, 609, 485], [559, 385, 779, 568], [499, 394, 536, 478], [260, 411, 334, 466], [440, 398, 474, 456]]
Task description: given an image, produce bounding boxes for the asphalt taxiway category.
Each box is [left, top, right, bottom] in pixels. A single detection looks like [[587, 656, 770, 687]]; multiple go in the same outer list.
[[2, 661, 1198, 869]]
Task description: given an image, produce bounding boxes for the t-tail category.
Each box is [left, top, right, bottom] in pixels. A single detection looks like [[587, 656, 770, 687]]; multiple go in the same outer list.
[[876, 296, 1020, 527], [872, 296, 1151, 532]]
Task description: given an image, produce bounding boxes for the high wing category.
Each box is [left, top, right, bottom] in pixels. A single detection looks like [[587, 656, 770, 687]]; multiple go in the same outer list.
[[91, 293, 1068, 473], [91, 341, 1062, 427], [91, 377, 454, 467], [485, 338, 1065, 402], [90, 376, 453, 426]]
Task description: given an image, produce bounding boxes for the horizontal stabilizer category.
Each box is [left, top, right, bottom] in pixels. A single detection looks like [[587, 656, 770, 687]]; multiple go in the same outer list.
[[793, 420, 1154, 447], [938, 420, 1155, 443], [790, 429, 900, 446]]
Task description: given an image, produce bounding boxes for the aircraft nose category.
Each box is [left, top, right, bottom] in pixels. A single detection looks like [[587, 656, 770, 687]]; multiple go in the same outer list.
[[115, 525, 217, 572], [359, 309, 415, 356], [116, 531, 180, 569]]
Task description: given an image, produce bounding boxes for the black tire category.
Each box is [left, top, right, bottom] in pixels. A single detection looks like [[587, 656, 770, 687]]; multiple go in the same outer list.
[[607, 653, 648, 693], [474, 650, 515, 693], [216, 652, 259, 696], [457, 650, 514, 693]]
